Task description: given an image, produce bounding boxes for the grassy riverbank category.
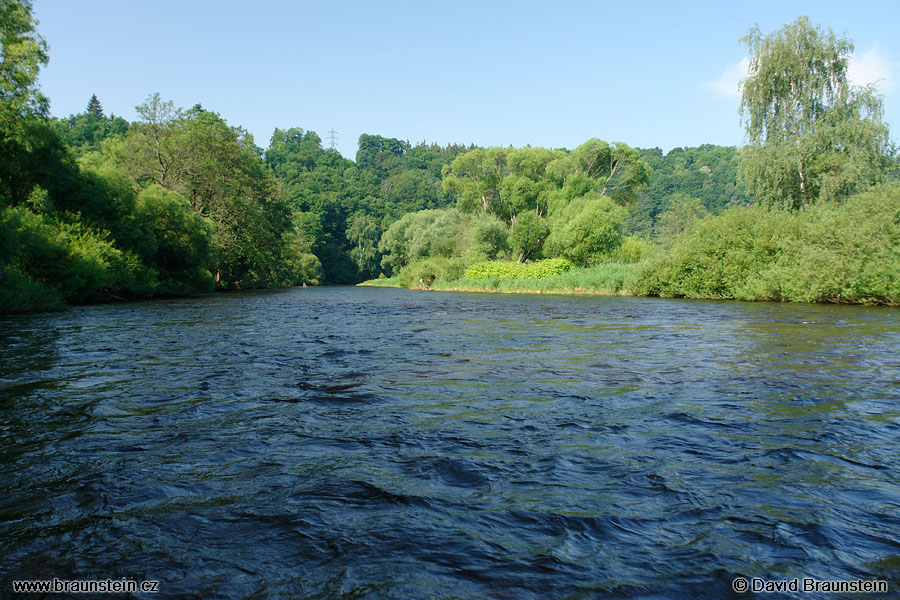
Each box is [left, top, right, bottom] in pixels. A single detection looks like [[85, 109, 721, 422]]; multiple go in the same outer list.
[[360, 185, 900, 306], [360, 263, 641, 296]]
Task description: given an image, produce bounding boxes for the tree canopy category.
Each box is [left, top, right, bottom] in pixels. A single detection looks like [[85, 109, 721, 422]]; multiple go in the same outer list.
[[739, 17, 894, 208], [4, 5, 898, 311], [0, 0, 47, 124]]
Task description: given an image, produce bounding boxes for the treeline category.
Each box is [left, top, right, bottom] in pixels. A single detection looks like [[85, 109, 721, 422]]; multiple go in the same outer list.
[[3, 86, 479, 313], [365, 17, 900, 305], [0, 1, 757, 313], [366, 139, 755, 288], [4, 4, 896, 311], [2, 89, 310, 312]]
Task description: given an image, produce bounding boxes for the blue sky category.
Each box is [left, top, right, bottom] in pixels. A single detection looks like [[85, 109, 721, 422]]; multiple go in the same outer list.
[[33, 0, 900, 160]]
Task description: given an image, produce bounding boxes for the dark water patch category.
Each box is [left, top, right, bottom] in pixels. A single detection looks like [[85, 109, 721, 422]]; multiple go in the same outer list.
[[1, 288, 899, 598]]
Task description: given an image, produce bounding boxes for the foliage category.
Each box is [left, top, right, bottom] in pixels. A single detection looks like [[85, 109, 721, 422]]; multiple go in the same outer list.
[[0, 205, 154, 311], [0, 0, 47, 124], [443, 139, 650, 227], [508, 211, 549, 262], [431, 262, 640, 295], [739, 17, 894, 208], [378, 208, 462, 275], [345, 212, 380, 277], [613, 236, 656, 263], [652, 194, 709, 247], [267, 129, 464, 283], [626, 145, 747, 235], [133, 185, 215, 294], [545, 195, 628, 266], [464, 258, 574, 281], [53, 96, 129, 155], [104, 96, 291, 289], [635, 205, 795, 299], [397, 256, 469, 288], [636, 185, 900, 304], [769, 185, 900, 303], [460, 212, 509, 263]]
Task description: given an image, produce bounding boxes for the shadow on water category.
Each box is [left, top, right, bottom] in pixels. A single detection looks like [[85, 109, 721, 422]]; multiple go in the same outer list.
[[1, 288, 898, 598]]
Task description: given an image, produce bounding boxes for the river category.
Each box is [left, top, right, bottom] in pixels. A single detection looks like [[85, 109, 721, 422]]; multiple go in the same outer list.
[[1, 287, 898, 598]]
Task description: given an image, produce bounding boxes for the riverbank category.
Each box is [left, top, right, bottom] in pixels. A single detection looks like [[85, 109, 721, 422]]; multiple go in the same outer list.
[[359, 263, 641, 297], [361, 186, 900, 307]]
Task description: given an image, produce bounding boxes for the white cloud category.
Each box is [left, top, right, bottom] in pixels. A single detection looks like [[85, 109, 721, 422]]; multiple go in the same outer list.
[[701, 57, 751, 98], [848, 47, 896, 94], [703, 49, 898, 99]]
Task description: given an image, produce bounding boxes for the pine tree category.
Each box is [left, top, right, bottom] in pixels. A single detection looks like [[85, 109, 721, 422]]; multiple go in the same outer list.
[[86, 94, 104, 118]]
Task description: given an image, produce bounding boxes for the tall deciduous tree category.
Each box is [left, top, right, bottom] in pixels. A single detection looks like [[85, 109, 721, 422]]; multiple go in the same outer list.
[[103, 95, 291, 288], [739, 17, 894, 209], [0, 0, 47, 125]]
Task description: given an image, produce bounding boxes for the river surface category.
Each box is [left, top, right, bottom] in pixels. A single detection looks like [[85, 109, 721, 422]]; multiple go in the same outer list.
[[1, 287, 898, 599]]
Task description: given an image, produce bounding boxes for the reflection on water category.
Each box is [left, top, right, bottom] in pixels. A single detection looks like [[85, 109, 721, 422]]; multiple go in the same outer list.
[[1, 288, 898, 598]]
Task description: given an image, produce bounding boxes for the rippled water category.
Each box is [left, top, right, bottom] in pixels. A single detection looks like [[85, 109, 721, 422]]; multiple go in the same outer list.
[[1, 287, 899, 599]]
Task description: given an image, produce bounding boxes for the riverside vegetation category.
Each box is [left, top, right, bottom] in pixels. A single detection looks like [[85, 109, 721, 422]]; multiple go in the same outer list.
[[1, 5, 897, 313]]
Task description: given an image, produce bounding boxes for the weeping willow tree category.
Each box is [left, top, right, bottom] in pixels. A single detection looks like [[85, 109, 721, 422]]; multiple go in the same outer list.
[[739, 17, 894, 209]]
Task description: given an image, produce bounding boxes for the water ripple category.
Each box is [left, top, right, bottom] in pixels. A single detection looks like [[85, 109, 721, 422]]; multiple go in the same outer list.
[[1, 288, 898, 598]]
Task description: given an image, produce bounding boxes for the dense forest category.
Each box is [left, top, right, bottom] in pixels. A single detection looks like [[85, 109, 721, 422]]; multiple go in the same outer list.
[[1, 3, 898, 312]]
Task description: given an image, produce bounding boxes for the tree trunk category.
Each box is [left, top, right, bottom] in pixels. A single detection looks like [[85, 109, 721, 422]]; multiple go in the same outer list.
[[797, 136, 807, 208]]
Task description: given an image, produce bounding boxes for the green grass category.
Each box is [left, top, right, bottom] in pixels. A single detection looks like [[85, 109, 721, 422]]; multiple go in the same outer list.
[[356, 276, 404, 288], [432, 262, 643, 295]]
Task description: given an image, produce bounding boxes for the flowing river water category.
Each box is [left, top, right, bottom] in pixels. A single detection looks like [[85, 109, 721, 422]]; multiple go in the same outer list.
[[1, 287, 898, 599]]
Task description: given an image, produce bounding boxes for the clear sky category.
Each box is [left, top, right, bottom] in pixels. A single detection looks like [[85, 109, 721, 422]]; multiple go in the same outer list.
[[32, 0, 900, 160]]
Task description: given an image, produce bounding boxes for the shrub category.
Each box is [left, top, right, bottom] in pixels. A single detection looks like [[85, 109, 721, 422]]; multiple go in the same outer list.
[[635, 185, 900, 304], [773, 185, 900, 303], [464, 258, 574, 281], [614, 236, 656, 263], [398, 256, 468, 288], [0, 267, 65, 313], [634, 205, 796, 300], [134, 185, 215, 294], [545, 195, 627, 266]]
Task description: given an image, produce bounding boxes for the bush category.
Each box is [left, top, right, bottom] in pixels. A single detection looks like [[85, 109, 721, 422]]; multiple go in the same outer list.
[[0, 205, 157, 311], [464, 258, 574, 281], [634, 205, 796, 300], [614, 236, 656, 263], [773, 185, 900, 303], [398, 256, 468, 288], [635, 185, 900, 304], [545, 195, 628, 266], [0, 267, 65, 313], [378, 208, 461, 275], [134, 185, 216, 294]]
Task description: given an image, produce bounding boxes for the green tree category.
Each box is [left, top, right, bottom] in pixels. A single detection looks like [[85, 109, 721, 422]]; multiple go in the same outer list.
[[460, 212, 509, 263], [104, 95, 291, 288], [133, 184, 215, 293], [545, 195, 627, 266], [378, 209, 461, 275], [0, 0, 47, 124], [87, 93, 103, 117], [346, 212, 380, 276], [739, 17, 894, 209], [508, 211, 549, 262], [442, 147, 509, 214], [356, 134, 406, 180], [653, 193, 709, 247], [53, 95, 130, 155]]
